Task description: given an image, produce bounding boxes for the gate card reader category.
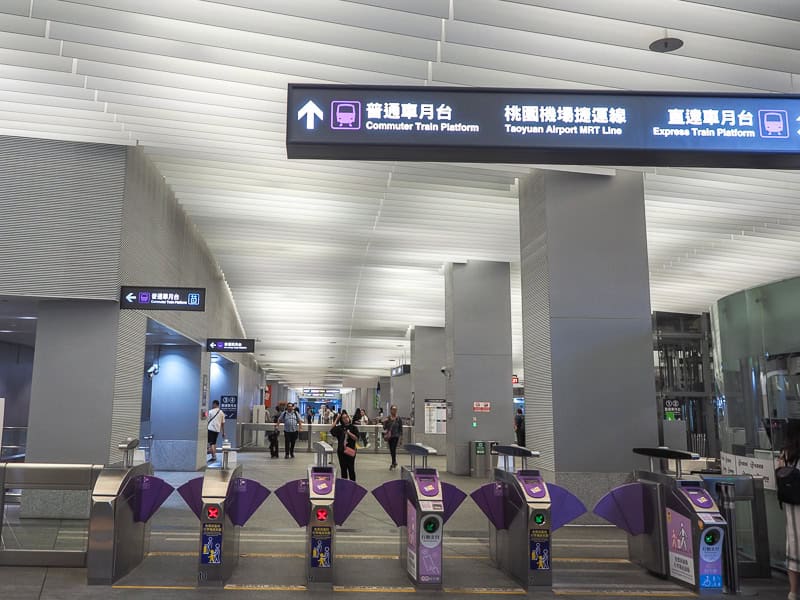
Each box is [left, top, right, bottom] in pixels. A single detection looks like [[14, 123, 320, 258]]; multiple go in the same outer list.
[[371, 443, 466, 589], [470, 444, 586, 590], [307, 444, 336, 590], [593, 447, 727, 594]]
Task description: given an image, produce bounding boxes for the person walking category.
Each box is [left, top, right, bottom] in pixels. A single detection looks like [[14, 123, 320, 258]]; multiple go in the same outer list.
[[330, 410, 359, 481], [278, 402, 302, 458], [780, 420, 800, 600], [382, 405, 403, 470], [514, 408, 526, 447], [353, 407, 369, 447], [267, 416, 280, 458], [207, 400, 225, 462]]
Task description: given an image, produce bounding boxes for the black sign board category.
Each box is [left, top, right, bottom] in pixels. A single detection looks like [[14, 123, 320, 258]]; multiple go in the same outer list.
[[391, 364, 411, 377], [287, 85, 800, 168], [120, 286, 206, 311], [207, 338, 255, 353], [220, 395, 238, 420]]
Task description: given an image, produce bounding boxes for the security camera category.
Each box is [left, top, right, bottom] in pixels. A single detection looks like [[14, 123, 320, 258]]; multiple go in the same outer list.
[[440, 366, 447, 374], [146, 363, 159, 379]]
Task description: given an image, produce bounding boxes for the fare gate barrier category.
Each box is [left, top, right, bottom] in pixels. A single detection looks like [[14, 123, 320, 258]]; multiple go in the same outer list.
[[594, 447, 728, 594], [87, 438, 174, 585], [274, 442, 368, 589], [372, 443, 467, 590], [307, 442, 335, 589], [470, 444, 587, 590], [198, 460, 241, 586]]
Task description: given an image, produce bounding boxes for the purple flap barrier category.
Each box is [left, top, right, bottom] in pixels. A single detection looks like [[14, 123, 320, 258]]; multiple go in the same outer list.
[[470, 481, 507, 530], [371, 479, 407, 527], [547, 483, 587, 531], [592, 482, 646, 536], [226, 478, 271, 527], [275, 479, 311, 527], [177, 477, 204, 520], [126, 475, 174, 523], [441, 482, 467, 524], [333, 478, 368, 525]]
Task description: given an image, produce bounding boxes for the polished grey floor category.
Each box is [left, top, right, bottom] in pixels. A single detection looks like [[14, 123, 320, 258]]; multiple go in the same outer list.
[[0, 452, 789, 599]]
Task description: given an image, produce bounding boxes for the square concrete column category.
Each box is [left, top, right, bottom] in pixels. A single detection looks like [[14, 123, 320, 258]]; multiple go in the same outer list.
[[519, 170, 657, 509], [411, 326, 446, 453], [445, 261, 513, 475]]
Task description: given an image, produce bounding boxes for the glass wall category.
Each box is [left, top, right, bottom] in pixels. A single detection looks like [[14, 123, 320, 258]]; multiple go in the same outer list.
[[712, 275, 800, 568]]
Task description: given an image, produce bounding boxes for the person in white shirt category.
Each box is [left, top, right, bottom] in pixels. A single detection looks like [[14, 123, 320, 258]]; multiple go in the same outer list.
[[207, 400, 225, 462]]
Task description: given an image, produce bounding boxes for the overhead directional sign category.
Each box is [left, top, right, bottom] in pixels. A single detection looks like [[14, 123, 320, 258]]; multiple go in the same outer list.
[[207, 338, 255, 353], [286, 85, 800, 167], [120, 286, 206, 311]]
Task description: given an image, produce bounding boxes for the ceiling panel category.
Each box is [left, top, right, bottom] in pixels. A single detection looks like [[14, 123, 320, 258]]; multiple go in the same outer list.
[[0, 1, 798, 386]]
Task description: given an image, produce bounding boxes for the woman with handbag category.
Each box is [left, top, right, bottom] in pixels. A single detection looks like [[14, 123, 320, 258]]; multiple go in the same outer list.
[[382, 405, 403, 471], [330, 410, 359, 481]]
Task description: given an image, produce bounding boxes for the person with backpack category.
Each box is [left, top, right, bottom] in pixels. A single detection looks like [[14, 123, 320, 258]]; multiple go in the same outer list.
[[777, 420, 800, 600], [278, 402, 303, 458]]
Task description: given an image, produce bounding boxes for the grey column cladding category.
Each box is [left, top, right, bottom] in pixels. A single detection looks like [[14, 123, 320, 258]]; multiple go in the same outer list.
[[445, 261, 513, 475], [390, 373, 412, 424], [411, 326, 447, 453], [518, 170, 658, 516], [26, 300, 120, 464]]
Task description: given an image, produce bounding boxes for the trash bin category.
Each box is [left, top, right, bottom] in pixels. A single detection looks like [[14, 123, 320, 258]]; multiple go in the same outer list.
[[470, 440, 495, 478]]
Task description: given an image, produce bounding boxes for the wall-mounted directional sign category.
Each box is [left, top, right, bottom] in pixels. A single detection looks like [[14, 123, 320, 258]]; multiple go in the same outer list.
[[120, 286, 206, 311], [286, 85, 800, 168], [207, 338, 255, 353]]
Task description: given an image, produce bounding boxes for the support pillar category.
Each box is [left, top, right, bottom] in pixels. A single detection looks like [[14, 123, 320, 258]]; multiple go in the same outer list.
[[519, 170, 657, 510], [411, 326, 447, 454], [445, 261, 513, 475]]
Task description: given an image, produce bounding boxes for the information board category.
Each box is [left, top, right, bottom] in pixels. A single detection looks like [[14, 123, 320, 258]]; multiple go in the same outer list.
[[120, 286, 205, 311], [287, 85, 800, 167]]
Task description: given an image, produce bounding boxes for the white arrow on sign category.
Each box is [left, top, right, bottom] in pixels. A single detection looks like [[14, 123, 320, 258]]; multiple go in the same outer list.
[[125, 293, 136, 303], [298, 100, 323, 130]]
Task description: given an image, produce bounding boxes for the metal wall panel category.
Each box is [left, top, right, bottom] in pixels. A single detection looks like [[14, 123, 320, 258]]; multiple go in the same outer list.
[[519, 172, 555, 472], [0, 136, 125, 299], [109, 147, 257, 465]]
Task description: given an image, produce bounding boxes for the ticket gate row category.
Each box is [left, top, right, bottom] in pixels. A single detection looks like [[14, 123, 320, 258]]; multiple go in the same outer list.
[[593, 447, 756, 594]]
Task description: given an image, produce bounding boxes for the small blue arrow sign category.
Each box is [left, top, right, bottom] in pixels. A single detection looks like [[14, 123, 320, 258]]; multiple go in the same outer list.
[[298, 100, 323, 130]]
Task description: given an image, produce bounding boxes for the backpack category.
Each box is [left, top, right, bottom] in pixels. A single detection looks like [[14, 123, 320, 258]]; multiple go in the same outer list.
[[776, 460, 800, 506]]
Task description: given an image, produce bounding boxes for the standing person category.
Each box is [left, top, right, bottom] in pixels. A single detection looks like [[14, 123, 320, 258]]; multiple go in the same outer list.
[[267, 416, 280, 458], [514, 408, 526, 447], [207, 400, 225, 462], [278, 402, 303, 458], [353, 408, 368, 447], [330, 410, 359, 481], [319, 404, 333, 442], [779, 420, 800, 600], [382, 405, 403, 470]]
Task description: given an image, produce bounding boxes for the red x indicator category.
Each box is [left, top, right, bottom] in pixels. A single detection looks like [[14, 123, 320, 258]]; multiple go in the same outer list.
[[207, 506, 220, 520], [316, 507, 329, 522]]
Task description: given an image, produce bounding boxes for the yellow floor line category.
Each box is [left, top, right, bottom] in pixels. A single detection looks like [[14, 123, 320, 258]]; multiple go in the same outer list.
[[553, 557, 632, 564], [225, 584, 308, 591], [239, 552, 305, 558], [112, 585, 196, 590], [333, 585, 416, 593]]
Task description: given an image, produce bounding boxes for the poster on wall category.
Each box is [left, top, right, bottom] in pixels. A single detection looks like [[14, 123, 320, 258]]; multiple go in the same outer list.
[[424, 400, 447, 434]]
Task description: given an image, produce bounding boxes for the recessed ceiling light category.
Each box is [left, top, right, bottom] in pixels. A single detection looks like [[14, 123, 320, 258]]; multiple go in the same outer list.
[[0, 330, 14, 333], [649, 37, 683, 53]]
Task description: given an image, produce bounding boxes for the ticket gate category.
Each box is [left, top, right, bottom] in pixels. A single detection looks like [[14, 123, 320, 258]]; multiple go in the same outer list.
[[87, 438, 174, 584], [307, 443, 336, 588], [470, 445, 587, 590], [274, 442, 367, 589], [372, 443, 467, 590], [594, 447, 728, 593], [178, 445, 270, 586]]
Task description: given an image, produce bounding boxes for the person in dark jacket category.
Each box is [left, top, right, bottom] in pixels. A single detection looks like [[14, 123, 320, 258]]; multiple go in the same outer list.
[[382, 405, 403, 470], [330, 410, 359, 481]]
